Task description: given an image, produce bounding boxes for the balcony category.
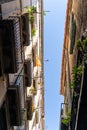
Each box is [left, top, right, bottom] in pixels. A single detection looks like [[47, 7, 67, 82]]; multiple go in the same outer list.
[[24, 60, 32, 87], [0, 18, 22, 74], [70, 57, 82, 130], [70, 37, 87, 130], [7, 85, 22, 126], [71, 63, 87, 130]]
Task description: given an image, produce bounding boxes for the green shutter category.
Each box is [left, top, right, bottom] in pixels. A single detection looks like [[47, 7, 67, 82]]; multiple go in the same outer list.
[[70, 19, 76, 54]]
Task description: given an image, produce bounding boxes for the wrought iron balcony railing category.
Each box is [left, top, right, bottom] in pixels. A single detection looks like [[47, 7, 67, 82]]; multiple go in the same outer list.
[[0, 17, 22, 75]]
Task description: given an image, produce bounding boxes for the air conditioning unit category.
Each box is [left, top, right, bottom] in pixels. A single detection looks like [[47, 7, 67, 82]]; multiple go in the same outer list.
[[21, 13, 30, 46], [7, 85, 22, 126], [24, 60, 32, 87]]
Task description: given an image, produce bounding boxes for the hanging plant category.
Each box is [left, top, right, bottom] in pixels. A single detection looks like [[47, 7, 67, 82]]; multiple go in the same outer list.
[[61, 109, 71, 126], [75, 39, 83, 51], [26, 6, 38, 37], [29, 14, 34, 24], [26, 6, 37, 14], [75, 38, 87, 65], [31, 28, 36, 36], [75, 38, 87, 52], [69, 65, 83, 89], [26, 6, 36, 27], [82, 38, 87, 51], [31, 6, 37, 13]]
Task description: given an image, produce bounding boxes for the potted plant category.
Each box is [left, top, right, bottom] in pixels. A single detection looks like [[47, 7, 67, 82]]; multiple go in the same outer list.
[[26, 6, 37, 37]]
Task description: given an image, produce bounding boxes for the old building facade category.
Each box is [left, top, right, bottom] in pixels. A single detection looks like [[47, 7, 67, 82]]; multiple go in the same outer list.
[[0, 0, 44, 130], [60, 0, 87, 130]]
